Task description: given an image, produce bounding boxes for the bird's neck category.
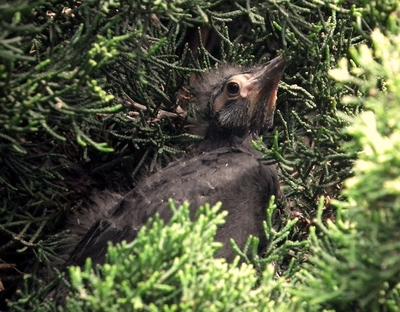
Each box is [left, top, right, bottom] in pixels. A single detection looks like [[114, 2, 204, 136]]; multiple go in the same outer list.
[[197, 125, 257, 151]]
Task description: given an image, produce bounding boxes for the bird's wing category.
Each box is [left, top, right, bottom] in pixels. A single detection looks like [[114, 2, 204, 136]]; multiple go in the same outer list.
[[123, 146, 279, 217], [67, 146, 279, 265], [109, 146, 280, 260], [66, 219, 137, 267]]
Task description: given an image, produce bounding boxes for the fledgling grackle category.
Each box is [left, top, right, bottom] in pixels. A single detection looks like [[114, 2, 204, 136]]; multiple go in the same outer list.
[[66, 56, 286, 265]]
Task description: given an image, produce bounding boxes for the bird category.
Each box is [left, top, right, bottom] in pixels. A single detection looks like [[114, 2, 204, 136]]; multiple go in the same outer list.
[[66, 55, 286, 266]]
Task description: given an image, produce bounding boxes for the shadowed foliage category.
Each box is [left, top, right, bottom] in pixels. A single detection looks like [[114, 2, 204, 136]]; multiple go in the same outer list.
[[1, 0, 400, 310]]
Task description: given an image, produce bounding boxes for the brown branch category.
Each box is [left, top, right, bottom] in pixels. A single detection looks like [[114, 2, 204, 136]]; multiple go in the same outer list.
[[122, 93, 187, 122]]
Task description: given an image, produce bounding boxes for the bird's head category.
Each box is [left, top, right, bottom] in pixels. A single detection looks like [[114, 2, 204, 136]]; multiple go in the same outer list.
[[189, 56, 285, 140]]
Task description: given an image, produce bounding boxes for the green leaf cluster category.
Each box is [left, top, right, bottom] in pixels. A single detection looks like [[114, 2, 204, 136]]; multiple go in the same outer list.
[[2, 0, 400, 311], [293, 25, 400, 311]]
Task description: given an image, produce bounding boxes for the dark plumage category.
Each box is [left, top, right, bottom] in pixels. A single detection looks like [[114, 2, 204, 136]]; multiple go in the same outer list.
[[66, 56, 285, 265]]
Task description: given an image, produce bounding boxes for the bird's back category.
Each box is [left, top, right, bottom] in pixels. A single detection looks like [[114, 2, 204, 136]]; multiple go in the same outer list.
[[67, 144, 279, 265]]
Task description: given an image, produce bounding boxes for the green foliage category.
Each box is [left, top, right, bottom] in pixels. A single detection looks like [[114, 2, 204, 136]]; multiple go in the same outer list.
[[3, 0, 400, 311], [0, 0, 278, 280], [292, 25, 400, 311], [252, 0, 392, 226], [63, 201, 305, 312], [17, 200, 294, 311], [0, 0, 259, 299], [232, 197, 307, 276], [66, 202, 227, 311], [10, 198, 303, 311]]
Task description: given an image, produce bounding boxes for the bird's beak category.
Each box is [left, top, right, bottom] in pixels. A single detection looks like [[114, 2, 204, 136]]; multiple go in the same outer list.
[[247, 55, 286, 130]]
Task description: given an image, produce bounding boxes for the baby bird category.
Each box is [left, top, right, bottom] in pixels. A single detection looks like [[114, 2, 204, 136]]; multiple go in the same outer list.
[[67, 56, 285, 265]]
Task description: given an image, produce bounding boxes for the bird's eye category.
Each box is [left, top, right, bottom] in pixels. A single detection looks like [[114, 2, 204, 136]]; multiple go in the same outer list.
[[226, 82, 240, 96]]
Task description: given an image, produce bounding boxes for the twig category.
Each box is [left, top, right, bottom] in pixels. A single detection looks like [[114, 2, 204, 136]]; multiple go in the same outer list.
[[122, 93, 187, 121]]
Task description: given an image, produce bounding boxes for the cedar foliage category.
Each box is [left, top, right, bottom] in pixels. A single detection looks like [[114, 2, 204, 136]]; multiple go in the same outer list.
[[1, 0, 400, 310]]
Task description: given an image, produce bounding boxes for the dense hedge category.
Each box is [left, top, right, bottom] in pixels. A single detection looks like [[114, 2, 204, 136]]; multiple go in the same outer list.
[[1, 0, 399, 310]]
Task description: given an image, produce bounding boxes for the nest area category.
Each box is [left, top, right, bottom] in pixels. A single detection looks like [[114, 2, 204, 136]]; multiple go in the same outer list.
[[1, 1, 399, 310]]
